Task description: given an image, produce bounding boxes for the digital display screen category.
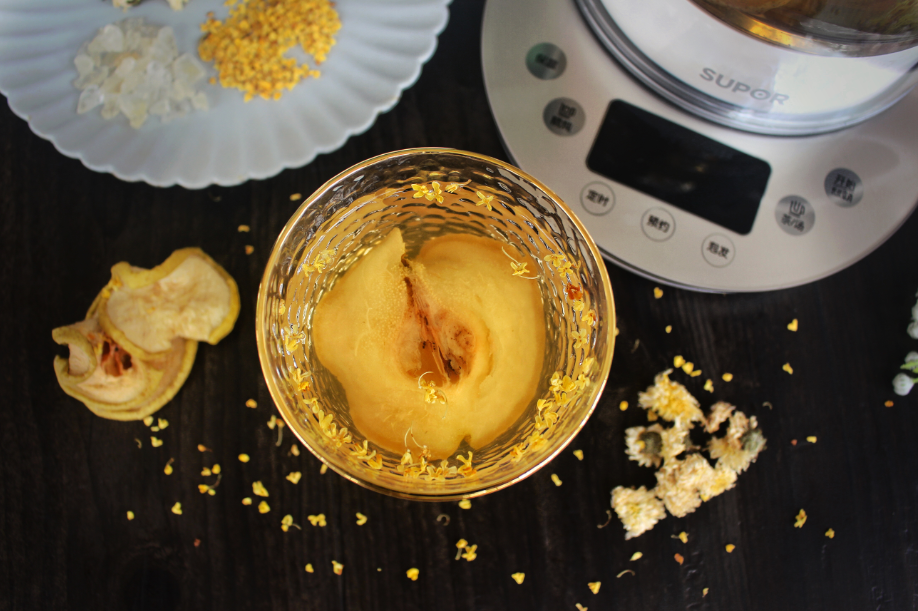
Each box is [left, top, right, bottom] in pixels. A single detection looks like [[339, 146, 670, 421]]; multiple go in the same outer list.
[[586, 100, 771, 236]]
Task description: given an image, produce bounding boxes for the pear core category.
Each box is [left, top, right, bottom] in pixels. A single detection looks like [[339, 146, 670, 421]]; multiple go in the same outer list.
[[312, 229, 546, 459]]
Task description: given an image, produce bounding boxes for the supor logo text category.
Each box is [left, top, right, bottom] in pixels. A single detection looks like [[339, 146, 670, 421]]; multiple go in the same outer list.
[[699, 68, 789, 105]]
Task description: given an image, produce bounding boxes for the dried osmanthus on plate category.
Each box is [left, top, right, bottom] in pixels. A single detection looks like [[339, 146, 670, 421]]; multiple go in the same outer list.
[[53, 248, 239, 420]]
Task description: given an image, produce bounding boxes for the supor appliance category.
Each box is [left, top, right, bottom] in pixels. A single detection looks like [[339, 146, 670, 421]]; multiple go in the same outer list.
[[481, 0, 918, 291]]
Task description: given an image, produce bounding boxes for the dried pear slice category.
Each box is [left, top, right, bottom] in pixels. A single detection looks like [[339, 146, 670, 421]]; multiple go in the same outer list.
[[53, 315, 197, 421], [98, 247, 239, 359]]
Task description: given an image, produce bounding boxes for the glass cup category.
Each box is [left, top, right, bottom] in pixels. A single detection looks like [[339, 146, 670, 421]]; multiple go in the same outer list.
[[256, 148, 616, 500]]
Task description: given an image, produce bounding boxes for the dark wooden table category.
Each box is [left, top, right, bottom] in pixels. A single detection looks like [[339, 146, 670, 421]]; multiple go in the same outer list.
[[3, 1, 918, 609]]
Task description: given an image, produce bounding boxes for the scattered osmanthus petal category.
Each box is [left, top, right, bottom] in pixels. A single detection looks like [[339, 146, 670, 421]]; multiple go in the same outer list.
[[242, 497, 252, 505], [286, 471, 302, 484], [630, 551, 642, 561], [172, 502, 182, 515], [267, 415, 277, 429], [682, 362, 695, 375], [280, 514, 301, 532], [551, 474, 563, 487], [356, 512, 368, 526], [674, 553, 685, 565], [885, 400, 894, 407], [458, 499, 472, 510], [654, 287, 663, 299], [289, 193, 302, 201], [703, 587, 709, 597], [238, 225, 250, 233], [573, 449, 584, 461], [258, 501, 271, 514], [151, 436, 163, 447], [127, 510, 135, 520], [619, 401, 629, 411], [198, 444, 211, 453], [245, 246, 254, 255], [307, 514, 327, 527], [722, 373, 733, 382], [164, 458, 174, 475], [194, 539, 201, 547], [305, 564, 314, 573], [252, 481, 269, 497], [511, 572, 525, 584], [825, 528, 835, 539], [794, 509, 807, 528], [201, 467, 212, 476], [678, 531, 689, 544], [319, 464, 328, 474], [616, 569, 635, 578], [791, 439, 798, 445], [238, 454, 250, 463], [787, 318, 799, 332], [704, 379, 714, 392], [588, 582, 601, 594], [332, 561, 344, 576], [576, 603, 588, 611], [807, 436, 817, 443], [783, 363, 794, 375], [725, 544, 735, 553], [461, 544, 478, 562], [245, 399, 257, 408], [406, 568, 419, 581], [143, 416, 154, 426], [665, 325, 672, 333], [290, 444, 300, 456], [158, 418, 169, 430], [674, 355, 685, 368]]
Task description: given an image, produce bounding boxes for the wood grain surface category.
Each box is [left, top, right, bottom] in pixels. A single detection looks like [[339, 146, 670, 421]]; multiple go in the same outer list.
[[2, 1, 918, 609]]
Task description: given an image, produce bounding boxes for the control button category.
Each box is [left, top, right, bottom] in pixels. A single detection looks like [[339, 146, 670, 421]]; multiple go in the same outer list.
[[641, 207, 675, 241], [543, 98, 585, 136], [824, 168, 863, 207], [702, 233, 735, 267], [580, 182, 615, 216], [526, 43, 567, 80], [775, 195, 815, 236]]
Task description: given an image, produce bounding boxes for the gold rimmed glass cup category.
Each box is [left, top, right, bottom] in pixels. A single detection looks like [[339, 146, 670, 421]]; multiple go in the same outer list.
[[256, 148, 615, 500]]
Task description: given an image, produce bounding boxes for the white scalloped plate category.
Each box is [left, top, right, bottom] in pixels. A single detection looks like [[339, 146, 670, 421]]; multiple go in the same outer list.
[[0, 0, 449, 188]]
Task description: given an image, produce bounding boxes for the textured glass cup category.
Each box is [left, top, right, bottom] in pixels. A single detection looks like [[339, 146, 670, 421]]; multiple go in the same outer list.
[[256, 149, 615, 500]]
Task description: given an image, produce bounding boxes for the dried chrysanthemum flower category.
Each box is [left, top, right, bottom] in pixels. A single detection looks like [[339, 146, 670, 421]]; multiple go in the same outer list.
[[659, 423, 690, 461], [654, 454, 715, 518], [624, 424, 665, 468], [704, 401, 735, 434], [611, 486, 666, 540], [698, 463, 738, 501], [707, 412, 766, 474], [638, 370, 704, 427]]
